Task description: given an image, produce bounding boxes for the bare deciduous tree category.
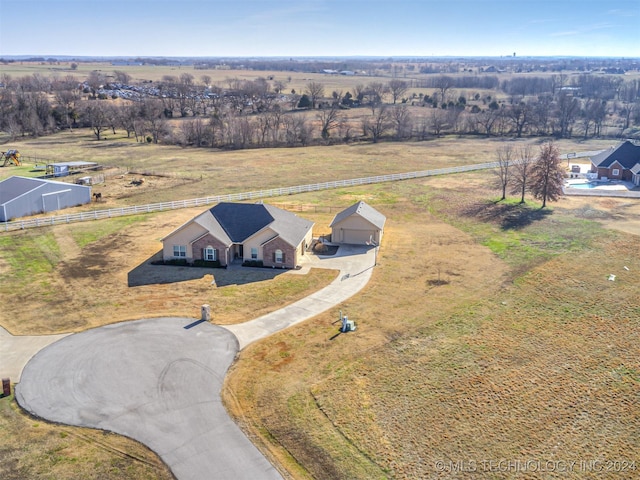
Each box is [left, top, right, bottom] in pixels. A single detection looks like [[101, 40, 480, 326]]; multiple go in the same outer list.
[[365, 82, 388, 112], [85, 70, 105, 98], [530, 142, 565, 208], [495, 145, 513, 201], [113, 70, 131, 84], [476, 109, 500, 136], [510, 145, 536, 203], [506, 101, 532, 138], [433, 75, 454, 106], [283, 115, 310, 146], [388, 79, 408, 104], [555, 92, 579, 138], [318, 103, 343, 142], [430, 109, 446, 137], [273, 79, 288, 94], [363, 105, 391, 143], [390, 104, 412, 140], [81, 100, 109, 140], [54, 89, 80, 130], [305, 81, 324, 109]]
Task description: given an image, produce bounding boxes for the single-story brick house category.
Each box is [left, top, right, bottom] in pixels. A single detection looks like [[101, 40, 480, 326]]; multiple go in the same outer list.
[[330, 201, 386, 245], [590, 141, 640, 185], [161, 202, 314, 269]]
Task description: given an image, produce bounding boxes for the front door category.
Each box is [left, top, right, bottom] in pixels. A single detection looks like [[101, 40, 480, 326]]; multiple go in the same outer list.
[[238, 244, 243, 259]]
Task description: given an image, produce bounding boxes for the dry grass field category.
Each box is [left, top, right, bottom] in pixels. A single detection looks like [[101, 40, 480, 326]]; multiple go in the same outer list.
[[0, 130, 638, 479], [0, 396, 173, 480], [1, 128, 613, 207], [0, 203, 337, 335], [0, 61, 394, 92], [223, 177, 640, 479]]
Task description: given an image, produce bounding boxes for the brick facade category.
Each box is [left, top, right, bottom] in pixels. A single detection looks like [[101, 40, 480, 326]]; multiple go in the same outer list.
[[262, 237, 296, 269], [595, 166, 632, 181], [191, 234, 229, 266]]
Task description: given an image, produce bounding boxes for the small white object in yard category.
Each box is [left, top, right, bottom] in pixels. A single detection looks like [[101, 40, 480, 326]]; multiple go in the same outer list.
[[624, 266, 629, 271], [608, 274, 616, 281]]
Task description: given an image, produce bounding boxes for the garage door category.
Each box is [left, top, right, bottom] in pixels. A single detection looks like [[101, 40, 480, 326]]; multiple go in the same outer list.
[[342, 229, 375, 244]]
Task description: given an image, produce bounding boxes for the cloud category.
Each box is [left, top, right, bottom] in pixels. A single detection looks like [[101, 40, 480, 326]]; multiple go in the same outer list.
[[551, 22, 614, 37], [550, 30, 579, 37], [607, 8, 638, 18]]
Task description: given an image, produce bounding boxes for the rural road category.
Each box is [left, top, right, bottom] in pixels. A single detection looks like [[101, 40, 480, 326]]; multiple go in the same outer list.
[[12, 245, 376, 480]]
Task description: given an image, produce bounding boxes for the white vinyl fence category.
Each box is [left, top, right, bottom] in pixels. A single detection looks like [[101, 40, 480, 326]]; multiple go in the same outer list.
[[0, 160, 503, 232]]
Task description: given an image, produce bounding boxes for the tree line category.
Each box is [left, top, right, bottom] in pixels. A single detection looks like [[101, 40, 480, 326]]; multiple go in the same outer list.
[[1, 69, 639, 149]]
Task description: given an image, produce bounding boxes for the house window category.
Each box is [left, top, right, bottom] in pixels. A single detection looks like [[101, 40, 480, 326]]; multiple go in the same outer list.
[[251, 247, 258, 259], [275, 249, 283, 263], [612, 169, 620, 176], [173, 245, 186, 257], [204, 246, 217, 261]]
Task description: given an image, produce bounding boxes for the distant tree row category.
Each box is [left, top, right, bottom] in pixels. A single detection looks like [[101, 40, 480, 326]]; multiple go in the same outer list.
[[1, 70, 639, 148]]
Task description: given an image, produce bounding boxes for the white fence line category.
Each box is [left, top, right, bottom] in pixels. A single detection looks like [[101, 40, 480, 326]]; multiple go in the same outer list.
[[2, 162, 499, 232]]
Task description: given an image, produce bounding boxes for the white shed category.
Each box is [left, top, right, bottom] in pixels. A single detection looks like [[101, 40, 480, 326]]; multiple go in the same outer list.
[[330, 201, 386, 245]]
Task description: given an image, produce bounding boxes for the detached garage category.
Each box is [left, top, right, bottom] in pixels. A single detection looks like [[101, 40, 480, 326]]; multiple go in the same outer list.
[[330, 201, 386, 245], [0, 176, 91, 222]]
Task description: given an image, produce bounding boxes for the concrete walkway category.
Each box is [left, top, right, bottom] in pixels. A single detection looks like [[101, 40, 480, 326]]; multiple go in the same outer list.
[[11, 244, 376, 480], [0, 326, 70, 382]]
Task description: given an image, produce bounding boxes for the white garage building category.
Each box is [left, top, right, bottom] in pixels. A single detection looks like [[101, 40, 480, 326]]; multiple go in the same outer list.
[[0, 176, 91, 222], [330, 201, 386, 245]]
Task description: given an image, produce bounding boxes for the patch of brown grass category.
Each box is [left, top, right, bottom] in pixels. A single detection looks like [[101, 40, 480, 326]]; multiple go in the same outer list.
[[0, 395, 173, 480], [223, 183, 640, 479], [0, 207, 337, 335], [223, 197, 511, 478], [311, 236, 640, 479]]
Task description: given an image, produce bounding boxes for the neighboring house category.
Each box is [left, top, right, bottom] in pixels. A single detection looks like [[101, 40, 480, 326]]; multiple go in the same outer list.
[[330, 201, 386, 245], [161, 202, 314, 269], [590, 141, 640, 185], [0, 176, 91, 222]]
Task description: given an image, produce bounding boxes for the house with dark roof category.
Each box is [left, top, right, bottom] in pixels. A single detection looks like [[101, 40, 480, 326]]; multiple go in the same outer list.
[[0, 176, 91, 222], [590, 141, 640, 185], [330, 201, 386, 245], [161, 202, 314, 269]]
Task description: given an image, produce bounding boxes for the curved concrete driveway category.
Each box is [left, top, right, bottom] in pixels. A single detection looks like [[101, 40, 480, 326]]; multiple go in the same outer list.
[[14, 245, 375, 480], [225, 244, 376, 349], [16, 318, 281, 480]]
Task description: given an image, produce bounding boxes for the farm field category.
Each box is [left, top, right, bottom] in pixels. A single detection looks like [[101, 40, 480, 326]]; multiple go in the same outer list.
[[0, 131, 638, 479], [2, 60, 639, 92]]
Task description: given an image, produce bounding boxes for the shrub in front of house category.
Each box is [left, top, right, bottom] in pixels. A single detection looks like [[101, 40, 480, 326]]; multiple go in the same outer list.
[[242, 260, 264, 267], [162, 258, 188, 266], [193, 259, 222, 268]]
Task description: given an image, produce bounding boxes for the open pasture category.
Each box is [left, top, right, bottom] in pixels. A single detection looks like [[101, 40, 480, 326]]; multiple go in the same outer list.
[[0, 130, 638, 479]]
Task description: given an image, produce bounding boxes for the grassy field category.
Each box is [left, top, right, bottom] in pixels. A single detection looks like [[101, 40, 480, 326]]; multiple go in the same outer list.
[[0, 131, 638, 479], [1, 128, 614, 207], [0, 394, 173, 480], [223, 176, 640, 479]]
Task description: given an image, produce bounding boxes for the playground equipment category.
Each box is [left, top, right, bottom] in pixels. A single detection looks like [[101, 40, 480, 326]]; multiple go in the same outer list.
[[1, 149, 21, 167]]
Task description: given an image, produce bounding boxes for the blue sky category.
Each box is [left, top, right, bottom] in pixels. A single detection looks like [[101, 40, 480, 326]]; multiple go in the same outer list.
[[1, 0, 638, 57]]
